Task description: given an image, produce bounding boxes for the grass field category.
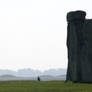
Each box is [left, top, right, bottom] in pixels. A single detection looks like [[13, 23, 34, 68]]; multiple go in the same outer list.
[[0, 80, 92, 92]]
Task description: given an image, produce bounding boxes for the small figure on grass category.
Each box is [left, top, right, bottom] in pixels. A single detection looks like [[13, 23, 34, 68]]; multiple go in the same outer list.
[[37, 76, 40, 81]]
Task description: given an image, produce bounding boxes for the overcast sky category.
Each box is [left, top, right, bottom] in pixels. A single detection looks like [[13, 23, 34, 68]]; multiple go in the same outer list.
[[0, 0, 91, 71]]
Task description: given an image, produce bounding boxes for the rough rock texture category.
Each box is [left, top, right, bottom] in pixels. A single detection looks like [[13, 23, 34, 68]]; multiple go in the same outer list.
[[66, 10, 92, 83]]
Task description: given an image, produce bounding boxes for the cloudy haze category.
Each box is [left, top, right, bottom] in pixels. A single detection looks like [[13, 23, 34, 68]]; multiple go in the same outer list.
[[0, 0, 91, 71]]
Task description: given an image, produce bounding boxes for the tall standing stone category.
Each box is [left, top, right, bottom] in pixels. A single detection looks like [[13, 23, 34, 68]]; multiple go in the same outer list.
[[66, 10, 92, 82]]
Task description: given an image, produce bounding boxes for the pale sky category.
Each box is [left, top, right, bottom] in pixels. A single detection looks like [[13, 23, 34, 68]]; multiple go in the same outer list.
[[0, 0, 91, 71]]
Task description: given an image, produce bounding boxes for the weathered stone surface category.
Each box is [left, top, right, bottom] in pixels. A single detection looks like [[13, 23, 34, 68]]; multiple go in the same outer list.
[[66, 10, 92, 83]]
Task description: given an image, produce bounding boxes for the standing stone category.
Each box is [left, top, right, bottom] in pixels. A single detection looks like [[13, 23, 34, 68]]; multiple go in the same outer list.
[[66, 10, 92, 83]]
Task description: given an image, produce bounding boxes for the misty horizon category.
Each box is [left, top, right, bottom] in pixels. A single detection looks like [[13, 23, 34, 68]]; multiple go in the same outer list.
[[0, 68, 66, 71], [0, 68, 66, 77]]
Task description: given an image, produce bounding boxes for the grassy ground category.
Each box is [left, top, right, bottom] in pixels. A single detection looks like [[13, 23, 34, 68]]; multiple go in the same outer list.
[[0, 80, 92, 92]]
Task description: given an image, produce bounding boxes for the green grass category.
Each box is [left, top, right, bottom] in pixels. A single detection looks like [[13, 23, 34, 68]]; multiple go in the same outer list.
[[0, 80, 92, 92]]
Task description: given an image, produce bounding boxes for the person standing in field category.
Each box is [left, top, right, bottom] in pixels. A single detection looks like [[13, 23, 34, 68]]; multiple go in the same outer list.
[[37, 76, 40, 81]]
